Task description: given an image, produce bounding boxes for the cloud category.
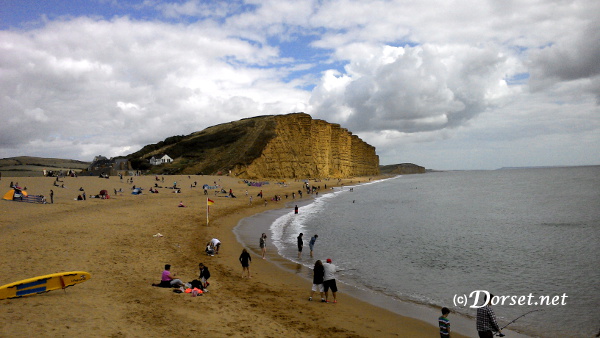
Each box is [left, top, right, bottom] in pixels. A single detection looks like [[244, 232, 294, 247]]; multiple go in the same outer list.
[[308, 43, 516, 133], [528, 24, 600, 102]]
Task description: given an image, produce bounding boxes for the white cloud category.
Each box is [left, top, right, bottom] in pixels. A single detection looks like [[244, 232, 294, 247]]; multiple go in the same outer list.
[[308, 43, 516, 134]]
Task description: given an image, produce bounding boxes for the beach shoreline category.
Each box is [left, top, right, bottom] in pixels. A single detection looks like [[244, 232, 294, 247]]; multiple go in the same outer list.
[[0, 174, 468, 337]]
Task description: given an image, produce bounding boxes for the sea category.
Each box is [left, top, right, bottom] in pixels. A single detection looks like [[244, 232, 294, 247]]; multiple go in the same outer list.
[[234, 166, 600, 337]]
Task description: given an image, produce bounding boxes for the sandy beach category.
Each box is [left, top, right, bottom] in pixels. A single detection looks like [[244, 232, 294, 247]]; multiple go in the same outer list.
[[0, 174, 468, 337]]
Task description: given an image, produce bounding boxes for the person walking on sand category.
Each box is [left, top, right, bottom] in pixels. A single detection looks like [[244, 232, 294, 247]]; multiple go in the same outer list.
[[260, 233, 267, 259], [309, 260, 325, 302], [239, 248, 252, 278], [323, 258, 338, 303], [50, 189, 54, 204], [309, 234, 318, 257], [439, 307, 451, 338], [297, 233, 304, 259]]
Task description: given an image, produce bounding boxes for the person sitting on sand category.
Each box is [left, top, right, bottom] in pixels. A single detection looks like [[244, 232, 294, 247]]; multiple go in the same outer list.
[[205, 243, 215, 256], [152, 264, 184, 288], [178, 201, 185, 207]]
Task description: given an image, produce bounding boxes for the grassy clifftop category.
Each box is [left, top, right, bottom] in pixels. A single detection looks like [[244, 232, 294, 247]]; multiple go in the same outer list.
[[0, 156, 90, 177]]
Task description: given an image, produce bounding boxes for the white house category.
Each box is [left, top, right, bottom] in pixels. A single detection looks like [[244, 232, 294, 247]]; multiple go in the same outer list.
[[150, 154, 173, 165]]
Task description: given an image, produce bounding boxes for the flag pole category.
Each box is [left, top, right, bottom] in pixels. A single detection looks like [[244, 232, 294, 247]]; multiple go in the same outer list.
[[206, 198, 214, 226]]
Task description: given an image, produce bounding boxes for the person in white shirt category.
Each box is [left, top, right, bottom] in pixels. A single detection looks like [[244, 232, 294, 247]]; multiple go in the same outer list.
[[323, 258, 338, 303]]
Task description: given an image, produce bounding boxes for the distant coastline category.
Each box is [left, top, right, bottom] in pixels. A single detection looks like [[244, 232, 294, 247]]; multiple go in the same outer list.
[[497, 164, 600, 170]]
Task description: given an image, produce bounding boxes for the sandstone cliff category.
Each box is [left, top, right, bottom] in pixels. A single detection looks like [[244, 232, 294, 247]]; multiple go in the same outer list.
[[128, 113, 379, 179], [238, 113, 379, 178]]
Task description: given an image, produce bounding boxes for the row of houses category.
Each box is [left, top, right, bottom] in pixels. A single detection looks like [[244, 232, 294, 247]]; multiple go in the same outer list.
[[87, 154, 173, 176]]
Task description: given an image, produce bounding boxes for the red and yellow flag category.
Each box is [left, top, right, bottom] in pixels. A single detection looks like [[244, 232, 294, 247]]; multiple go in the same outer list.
[[207, 198, 214, 205]]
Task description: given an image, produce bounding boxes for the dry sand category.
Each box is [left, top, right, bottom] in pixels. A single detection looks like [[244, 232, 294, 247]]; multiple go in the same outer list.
[[0, 174, 468, 337]]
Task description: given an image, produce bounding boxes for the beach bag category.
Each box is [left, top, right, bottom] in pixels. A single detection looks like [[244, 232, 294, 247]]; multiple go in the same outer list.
[[184, 287, 203, 296]]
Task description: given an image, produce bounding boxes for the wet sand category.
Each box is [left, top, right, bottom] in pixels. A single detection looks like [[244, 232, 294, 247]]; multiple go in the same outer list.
[[0, 174, 469, 337]]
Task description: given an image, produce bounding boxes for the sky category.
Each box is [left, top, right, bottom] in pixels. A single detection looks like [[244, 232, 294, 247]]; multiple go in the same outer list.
[[1, 0, 599, 170]]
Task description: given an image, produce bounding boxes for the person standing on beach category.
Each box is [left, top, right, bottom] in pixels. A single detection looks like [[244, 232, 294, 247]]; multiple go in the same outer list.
[[476, 294, 502, 338], [50, 189, 54, 204], [323, 258, 338, 303], [439, 307, 451, 337], [297, 233, 304, 259], [309, 260, 325, 302], [259, 233, 267, 259], [294, 205, 299, 214], [309, 234, 318, 258], [239, 248, 252, 278]]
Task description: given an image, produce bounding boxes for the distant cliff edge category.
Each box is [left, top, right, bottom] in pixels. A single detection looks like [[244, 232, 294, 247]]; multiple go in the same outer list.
[[379, 163, 426, 175], [128, 113, 380, 179]]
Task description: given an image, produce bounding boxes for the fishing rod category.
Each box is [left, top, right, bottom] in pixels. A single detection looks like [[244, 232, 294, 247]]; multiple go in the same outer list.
[[496, 309, 542, 337]]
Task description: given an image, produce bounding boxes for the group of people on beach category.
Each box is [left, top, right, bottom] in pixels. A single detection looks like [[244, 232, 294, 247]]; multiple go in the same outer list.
[[309, 258, 338, 303], [153, 263, 211, 291], [295, 233, 338, 303], [253, 231, 337, 303], [296, 233, 318, 258]]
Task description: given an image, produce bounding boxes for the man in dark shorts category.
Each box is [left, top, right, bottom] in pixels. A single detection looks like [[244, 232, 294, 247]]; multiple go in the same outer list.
[[323, 258, 338, 303]]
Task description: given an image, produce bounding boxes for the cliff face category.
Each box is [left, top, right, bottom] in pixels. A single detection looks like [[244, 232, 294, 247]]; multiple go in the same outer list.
[[130, 113, 379, 179], [236, 113, 379, 178]]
